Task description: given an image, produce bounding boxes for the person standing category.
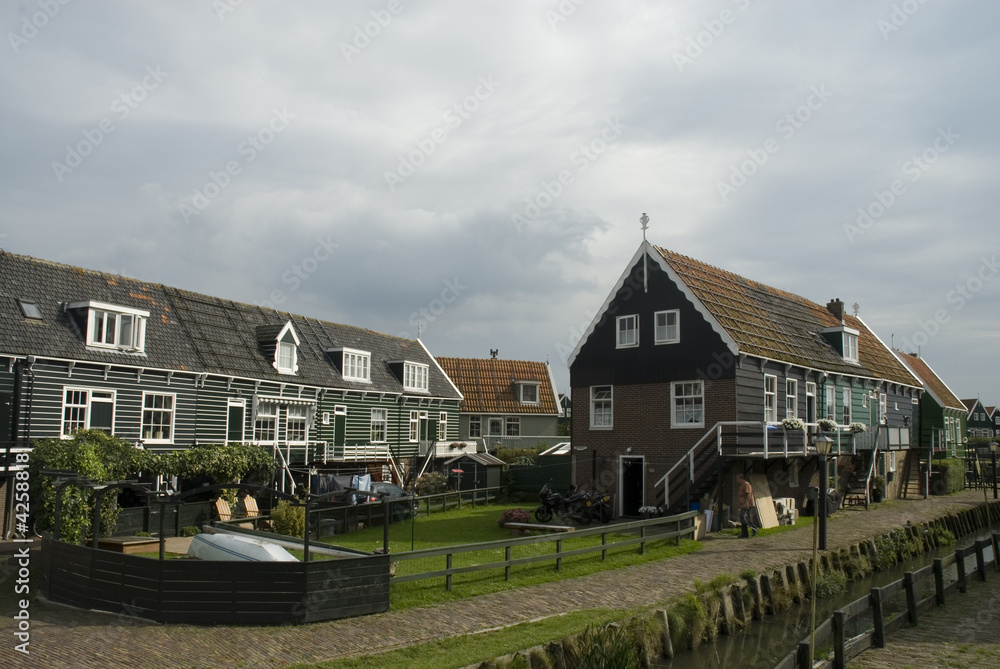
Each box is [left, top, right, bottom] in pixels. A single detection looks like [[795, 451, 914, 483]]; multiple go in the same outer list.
[[737, 473, 758, 538]]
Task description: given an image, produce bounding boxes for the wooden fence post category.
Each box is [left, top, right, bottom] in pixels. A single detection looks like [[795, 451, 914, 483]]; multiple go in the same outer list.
[[904, 572, 918, 625], [761, 574, 774, 615], [976, 539, 987, 581], [640, 525, 646, 555], [798, 641, 811, 669], [934, 558, 945, 606], [657, 608, 674, 659], [555, 538, 562, 572], [504, 545, 511, 581], [601, 532, 607, 561], [870, 587, 885, 649], [833, 609, 846, 669], [957, 548, 967, 594], [446, 553, 453, 591]]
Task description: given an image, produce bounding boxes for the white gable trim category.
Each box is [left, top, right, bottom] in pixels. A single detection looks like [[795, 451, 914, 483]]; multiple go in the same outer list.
[[895, 353, 963, 410], [545, 360, 563, 418], [566, 242, 738, 368], [276, 320, 301, 346], [417, 338, 464, 401]]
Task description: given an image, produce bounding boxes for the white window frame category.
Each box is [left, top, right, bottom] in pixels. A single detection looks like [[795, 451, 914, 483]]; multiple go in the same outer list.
[[60, 387, 116, 438], [370, 408, 387, 443], [843, 332, 859, 362], [285, 404, 309, 444], [616, 314, 639, 348], [254, 402, 278, 444], [468, 414, 481, 439], [488, 416, 503, 436], [842, 388, 852, 425], [403, 362, 429, 392], [141, 391, 175, 444], [826, 384, 836, 420], [888, 451, 897, 473], [590, 386, 613, 429], [340, 348, 371, 383], [505, 416, 520, 437], [519, 383, 539, 405], [671, 380, 705, 429], [764, 375, 778, 423], [785, 379, 798, 419], [226, 398, 246, 444], [277, 341, 297, 375], [77, 301, 149, 353], [879, 393, 887, 424], [654, 309, 680, 345], [409, 410, 420, 442], [806, 382, 817, 423], [788, 459, 800, 488], [438, 411, 448, 440]]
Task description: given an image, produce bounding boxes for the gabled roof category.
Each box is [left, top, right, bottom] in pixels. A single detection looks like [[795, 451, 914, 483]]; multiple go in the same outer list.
[[0, 251, 461, 399], [960, 398, 980, 412], [652, 246, 920, 387], [435, 356, 560, 415], [444, 452, 505, 467], [896, 352, 966, 411]]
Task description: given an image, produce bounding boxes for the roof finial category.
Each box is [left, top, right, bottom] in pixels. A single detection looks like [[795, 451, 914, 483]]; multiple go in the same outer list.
[[852, 302, 860, 317], [417, 320, 422, 338], [640, 212, 649, 294]]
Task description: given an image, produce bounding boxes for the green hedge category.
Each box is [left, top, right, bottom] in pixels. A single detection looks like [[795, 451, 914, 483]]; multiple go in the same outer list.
[[931, 459, 966, 495]]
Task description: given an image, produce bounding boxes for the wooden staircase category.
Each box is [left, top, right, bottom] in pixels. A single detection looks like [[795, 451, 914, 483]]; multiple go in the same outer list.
[[900, 450, 924, 499], [841, 451, 874, 509]]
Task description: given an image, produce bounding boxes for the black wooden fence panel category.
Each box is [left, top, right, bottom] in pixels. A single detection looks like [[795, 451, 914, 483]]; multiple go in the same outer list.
[[40, 537, 390, 625]]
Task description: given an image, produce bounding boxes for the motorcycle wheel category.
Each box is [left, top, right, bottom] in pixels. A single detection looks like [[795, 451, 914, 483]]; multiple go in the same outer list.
[[573, 505, 592, 526], [599, 504, 612, 524], [535, 506, 553, 523]]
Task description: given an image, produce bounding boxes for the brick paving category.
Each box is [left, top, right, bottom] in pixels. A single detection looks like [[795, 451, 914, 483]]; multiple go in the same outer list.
[[847, 564, 1000, 668], [0, 491, 994, 669]]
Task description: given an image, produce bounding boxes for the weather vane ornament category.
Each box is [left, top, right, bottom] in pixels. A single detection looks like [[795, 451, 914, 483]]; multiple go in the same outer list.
[[852, 302, 860, 317], [640, 212, 649, 293]]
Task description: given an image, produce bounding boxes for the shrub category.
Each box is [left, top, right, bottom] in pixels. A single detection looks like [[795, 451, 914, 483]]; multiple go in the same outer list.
[[814, 570, 848, 599], [938, 529, 956, 546], [739, 568, 759, 581], [271, 500, 305, 538], [182, 525, 201, 537], [134, 531, 151, 537], [931, 459, 966, 494], [415, 472, 449, 496], [670, 594, 710, 650], [494, 448, 540, 465], [497, 508, 531, 528], [574, 624, 643, 669]]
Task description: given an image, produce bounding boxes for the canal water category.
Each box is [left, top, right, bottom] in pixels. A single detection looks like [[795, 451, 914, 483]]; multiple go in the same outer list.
[[656, 532, 996, 669]]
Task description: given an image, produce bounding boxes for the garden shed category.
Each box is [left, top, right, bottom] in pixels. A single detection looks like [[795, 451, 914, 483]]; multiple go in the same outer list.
[[445, 452, 505, 490]]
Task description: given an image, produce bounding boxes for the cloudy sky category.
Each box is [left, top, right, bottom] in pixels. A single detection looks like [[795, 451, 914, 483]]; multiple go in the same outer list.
[[2, 1, 998, 403]]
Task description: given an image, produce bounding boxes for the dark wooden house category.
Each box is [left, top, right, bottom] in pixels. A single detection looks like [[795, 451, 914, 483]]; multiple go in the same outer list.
[[568, 242, 923, 517], [0, 251, 462, 536]]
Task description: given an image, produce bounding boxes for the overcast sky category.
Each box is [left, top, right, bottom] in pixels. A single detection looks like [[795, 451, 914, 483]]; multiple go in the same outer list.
[[2, 1, 998, 405]]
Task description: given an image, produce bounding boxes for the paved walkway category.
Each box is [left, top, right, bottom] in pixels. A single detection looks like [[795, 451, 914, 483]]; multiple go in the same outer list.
[[0, 491, 993, 669], [848, 562, 1000, 668]]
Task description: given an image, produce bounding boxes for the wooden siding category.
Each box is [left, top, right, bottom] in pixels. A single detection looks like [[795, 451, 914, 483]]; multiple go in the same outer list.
[[571, 255, 734, 388]]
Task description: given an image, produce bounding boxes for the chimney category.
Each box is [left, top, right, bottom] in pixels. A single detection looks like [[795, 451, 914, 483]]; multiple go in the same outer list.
[[826, 298, 844, 323]]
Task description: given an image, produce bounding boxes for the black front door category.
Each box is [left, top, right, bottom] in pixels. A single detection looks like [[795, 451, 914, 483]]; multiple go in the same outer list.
[[621, 456, 644, 516]]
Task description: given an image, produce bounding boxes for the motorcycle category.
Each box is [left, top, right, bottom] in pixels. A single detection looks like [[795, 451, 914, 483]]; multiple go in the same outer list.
[[586, 489, 613, 524], [535, 482, 592, 525]]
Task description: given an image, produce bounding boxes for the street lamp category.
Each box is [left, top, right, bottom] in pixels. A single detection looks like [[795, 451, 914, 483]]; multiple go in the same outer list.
[[815, 435, 833, 551], [810, 434, 834, 662]]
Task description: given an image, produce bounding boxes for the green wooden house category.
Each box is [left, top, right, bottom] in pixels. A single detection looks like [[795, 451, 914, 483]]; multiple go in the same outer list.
[[896, 351, 967, 459]]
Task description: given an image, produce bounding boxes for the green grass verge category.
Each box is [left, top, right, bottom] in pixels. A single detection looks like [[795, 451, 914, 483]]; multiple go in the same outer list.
[[283, 608, 625, 669], [318, 503, 702, 610]]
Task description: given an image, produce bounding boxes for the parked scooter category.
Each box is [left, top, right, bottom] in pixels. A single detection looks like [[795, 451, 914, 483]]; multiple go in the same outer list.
[[535, 482, 592, 525]]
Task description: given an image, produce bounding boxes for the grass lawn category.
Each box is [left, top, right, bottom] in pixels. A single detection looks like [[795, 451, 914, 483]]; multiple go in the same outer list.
[[283, 608, 628, 669], [317, 503, 702, 610]]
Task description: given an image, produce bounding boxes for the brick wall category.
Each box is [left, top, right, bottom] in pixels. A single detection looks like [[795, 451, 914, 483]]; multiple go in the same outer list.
[[571, 378, 737, 504]]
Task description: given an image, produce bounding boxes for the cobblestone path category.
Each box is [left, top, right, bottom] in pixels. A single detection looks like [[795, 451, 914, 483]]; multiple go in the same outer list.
[[1, 491, 992, 669]]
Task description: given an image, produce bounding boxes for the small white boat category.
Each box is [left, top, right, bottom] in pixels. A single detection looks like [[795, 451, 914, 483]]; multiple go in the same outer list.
[[187, 532, 299, 562]]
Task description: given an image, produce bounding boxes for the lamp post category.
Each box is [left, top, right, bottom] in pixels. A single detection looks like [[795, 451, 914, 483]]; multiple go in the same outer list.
[[991, 441, 998, 501], [815, 435, 833, 551]]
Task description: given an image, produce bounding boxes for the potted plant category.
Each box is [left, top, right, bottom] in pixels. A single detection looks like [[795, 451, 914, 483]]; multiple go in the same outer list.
[[817, 418, 838, 431], [848, 422, 868, 434], [782, 417, 805, 431], [638, 505, 660, 519], [871, 475, 886, 503]]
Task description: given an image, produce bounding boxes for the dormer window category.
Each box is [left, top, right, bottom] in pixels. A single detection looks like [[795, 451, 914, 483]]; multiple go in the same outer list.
[[70, 301, 149, 352], [402, 362, 428, 392], [519, 382, 539, 404], [818, 325, 860, 363], [272, 322, 300, 375], [327, 347, 371, 382]]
